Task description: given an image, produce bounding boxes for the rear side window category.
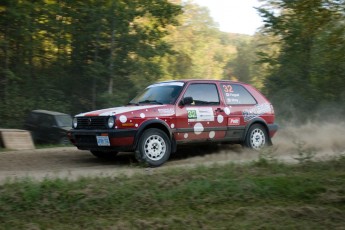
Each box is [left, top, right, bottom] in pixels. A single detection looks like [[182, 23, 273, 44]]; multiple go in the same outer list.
[[184, 83, 220, 105], [221, 83, 256, 105]]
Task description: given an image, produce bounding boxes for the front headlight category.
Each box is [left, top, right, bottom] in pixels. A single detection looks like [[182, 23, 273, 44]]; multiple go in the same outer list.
[[73, 117, 78, 128], [107, 116, 115, 128]]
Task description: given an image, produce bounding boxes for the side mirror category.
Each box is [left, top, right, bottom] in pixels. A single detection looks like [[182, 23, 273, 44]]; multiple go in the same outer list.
[[180, 97, 193, 106]]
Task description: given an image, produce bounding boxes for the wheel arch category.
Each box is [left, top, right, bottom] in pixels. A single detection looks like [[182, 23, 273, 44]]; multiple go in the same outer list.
[[134, 119, 176, 151], [243, 118, 272, 145]]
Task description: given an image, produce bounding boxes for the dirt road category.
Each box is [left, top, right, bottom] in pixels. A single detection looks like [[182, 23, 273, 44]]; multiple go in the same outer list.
[[1, 122, 344, 184], [0, 145, 259, 184]]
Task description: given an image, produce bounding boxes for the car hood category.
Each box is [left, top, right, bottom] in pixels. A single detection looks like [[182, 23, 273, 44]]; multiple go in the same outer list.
[[75, 105, 171, 117]]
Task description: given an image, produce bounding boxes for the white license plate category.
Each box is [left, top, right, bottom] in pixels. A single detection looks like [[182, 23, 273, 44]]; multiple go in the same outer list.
[[96, 136, 110, 146]]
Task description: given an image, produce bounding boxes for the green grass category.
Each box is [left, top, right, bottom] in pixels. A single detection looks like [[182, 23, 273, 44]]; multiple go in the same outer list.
[[1, 157, 345, 229], [35, 143, 73, 149], [0, 147, 5, 152]]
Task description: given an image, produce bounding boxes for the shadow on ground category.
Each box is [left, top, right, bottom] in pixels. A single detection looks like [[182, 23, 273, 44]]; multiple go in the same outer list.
[[81, 143, 245, 167]]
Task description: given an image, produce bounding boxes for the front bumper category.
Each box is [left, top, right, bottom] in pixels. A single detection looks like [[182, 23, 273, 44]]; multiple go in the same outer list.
[[68, 129, 137, 151]]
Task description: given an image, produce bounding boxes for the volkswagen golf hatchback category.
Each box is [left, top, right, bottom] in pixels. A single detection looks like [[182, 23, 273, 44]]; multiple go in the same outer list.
[[68, 80, 278, 166]]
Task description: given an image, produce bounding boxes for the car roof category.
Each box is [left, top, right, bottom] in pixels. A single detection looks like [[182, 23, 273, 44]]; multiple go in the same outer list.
[[159, 79, 249, 85], [30, 110, 70, 116]]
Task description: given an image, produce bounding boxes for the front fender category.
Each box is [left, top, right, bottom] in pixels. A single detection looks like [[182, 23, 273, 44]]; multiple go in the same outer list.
[[133, 119, 173, 149]]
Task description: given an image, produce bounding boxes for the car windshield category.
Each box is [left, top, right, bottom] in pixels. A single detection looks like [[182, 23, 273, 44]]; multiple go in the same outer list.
[[55, 115, 72, 127], [129, 82, 184, 105]]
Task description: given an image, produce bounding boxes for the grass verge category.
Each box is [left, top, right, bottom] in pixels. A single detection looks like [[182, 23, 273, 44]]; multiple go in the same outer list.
[[35, 143, 73, 149], [0, 156, 345, 229]]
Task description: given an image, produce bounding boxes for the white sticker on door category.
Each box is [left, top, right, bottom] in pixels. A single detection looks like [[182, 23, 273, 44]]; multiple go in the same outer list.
[[187, 107, 214, 122]]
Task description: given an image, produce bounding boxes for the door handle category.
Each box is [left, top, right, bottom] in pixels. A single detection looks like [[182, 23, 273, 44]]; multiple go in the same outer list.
[[215, 108, 224, 113]]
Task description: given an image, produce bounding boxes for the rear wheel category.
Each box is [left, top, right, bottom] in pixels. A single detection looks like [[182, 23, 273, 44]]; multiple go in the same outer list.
[[90, 151, 118, 159], [244, 124, 268, 150], [135, 128, 171, 167]]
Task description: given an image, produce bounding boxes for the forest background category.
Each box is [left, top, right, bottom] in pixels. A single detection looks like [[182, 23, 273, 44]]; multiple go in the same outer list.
[[1, 0, 344, 128]]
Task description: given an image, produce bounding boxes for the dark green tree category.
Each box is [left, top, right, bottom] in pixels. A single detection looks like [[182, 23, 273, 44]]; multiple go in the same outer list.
[[161, 1, 235, 80], [257, 0, 345, 120], [0, 0, 182, 127]]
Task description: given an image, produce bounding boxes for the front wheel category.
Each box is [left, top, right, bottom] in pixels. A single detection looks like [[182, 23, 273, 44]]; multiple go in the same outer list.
[[135, 128, 171, 167], [244, 124, 268, 150]]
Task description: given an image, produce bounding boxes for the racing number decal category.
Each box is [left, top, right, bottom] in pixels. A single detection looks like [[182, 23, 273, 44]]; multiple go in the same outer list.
[[222, 84, 233, 93], [188, 110, 197, 120]]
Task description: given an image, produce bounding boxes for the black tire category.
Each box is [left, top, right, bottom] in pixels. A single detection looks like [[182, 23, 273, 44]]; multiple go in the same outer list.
[[244, 124, 268, 150], [90, 151, 118, 159], [135, 128, 171, 167]]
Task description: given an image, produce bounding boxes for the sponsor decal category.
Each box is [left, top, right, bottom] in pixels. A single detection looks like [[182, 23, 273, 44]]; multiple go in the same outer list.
[[76, 105, 164, 117], [243, 103, 271, 122], [230, 93, 239, 97], [228, 117, 240, 126], [227, 98, 239, 104], [187, 107, 214, 122], [225, 93, 239, 97], [158, 108, 175, 116], [223, 84, 240, 104], [148, 82, 184, 88]]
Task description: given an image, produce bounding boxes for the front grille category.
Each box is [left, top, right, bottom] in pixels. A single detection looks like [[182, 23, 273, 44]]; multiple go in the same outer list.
[[77, 116, 109, 129]]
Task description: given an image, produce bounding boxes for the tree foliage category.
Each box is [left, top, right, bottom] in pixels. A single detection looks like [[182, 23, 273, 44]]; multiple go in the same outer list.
[[257, 0, 345, 120], [160, 1, 237, 81], [0, 0, 182, 127], [0, 0, 249, 128], [2, 0, 343, 128]]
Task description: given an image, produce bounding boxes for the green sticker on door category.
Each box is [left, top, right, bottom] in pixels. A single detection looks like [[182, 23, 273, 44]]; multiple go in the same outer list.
[[187, 108, 214, 122], [188, 110, 197, 120]]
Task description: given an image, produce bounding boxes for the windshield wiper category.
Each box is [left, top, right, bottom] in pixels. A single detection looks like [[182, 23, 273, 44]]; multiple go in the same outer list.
[[138, 100, 163, 105]]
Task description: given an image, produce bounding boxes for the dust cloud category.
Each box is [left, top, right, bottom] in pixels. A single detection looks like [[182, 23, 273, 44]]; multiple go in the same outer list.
[[273, 121, 345, 158], [168, 121, 345, 166]]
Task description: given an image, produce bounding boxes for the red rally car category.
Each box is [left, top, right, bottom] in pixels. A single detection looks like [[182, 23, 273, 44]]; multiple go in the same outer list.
[[68, 80, 278, 167]]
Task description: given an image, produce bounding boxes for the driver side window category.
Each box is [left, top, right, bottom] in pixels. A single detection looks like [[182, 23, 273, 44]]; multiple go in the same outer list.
[[183, 83, 220, 106]]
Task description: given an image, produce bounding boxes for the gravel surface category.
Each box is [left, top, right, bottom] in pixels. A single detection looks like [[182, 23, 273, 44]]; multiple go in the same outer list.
[[1, 122, 344, 184]]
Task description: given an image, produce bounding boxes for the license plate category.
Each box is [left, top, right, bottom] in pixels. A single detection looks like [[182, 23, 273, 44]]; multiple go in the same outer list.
[[96, 136, 110, 146]]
